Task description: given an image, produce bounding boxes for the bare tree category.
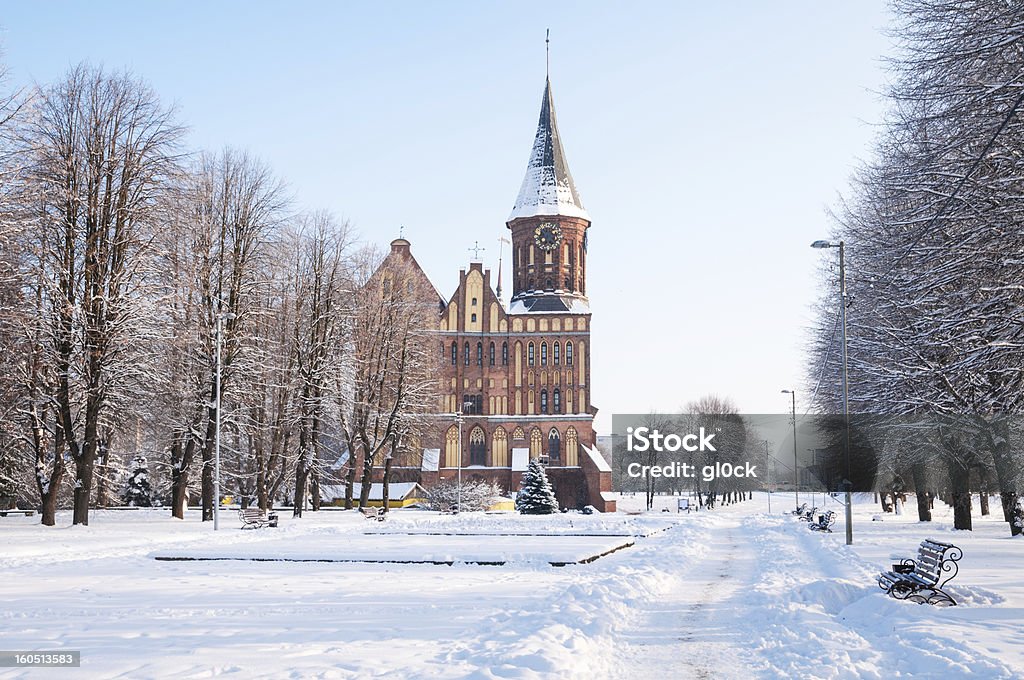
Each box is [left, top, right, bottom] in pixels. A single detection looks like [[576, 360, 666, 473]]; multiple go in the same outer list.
[[14, 64, 182, 525], [160, 149, 288, 520]]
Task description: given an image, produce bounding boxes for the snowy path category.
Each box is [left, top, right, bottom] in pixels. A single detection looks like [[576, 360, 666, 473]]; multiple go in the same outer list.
[[615, 516, 757, 679], [2, 500, 1022, 678]]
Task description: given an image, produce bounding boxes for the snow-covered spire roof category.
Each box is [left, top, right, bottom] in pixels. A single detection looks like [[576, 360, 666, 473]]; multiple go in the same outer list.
[[507, 78, 590, 223]]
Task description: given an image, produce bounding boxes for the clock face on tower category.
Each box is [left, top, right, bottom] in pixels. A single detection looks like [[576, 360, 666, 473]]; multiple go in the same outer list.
[[534, 222, 562, 251]]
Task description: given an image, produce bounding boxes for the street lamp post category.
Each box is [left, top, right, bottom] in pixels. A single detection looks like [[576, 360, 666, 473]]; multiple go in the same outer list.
[[214, 311, 236, 531], [455, 410, 464, 511], [811, 239, 853, 545], [781, 390, 799, 512], [763, 439, 771, 514]]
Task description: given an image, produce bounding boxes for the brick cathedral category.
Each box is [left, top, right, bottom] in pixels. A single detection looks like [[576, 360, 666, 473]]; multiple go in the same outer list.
[[383, 74, 614, 512]]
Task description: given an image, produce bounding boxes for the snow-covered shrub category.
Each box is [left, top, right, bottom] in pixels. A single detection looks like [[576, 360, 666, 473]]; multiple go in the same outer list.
[[426, 478, 501, 511], [515, 460, 559, 515], [123, 454, 154, 507], [0, 448, 20, 507]]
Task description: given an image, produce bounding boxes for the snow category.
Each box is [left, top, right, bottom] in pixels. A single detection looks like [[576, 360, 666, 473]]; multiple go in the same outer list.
[[420, 448, 440, 471], [582, 443, 612, 472], [317, 482, 424, 502], [1, 494, 1022, 678], [507, 296, 591, 315], [507, 78, 589, 224]]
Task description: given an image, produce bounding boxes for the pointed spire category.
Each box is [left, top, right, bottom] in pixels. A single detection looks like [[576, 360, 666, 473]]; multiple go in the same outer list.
[[507, 76, 589, 224]]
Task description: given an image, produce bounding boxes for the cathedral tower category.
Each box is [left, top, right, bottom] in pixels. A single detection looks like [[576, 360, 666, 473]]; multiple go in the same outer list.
[[506, 78, 591, 312]]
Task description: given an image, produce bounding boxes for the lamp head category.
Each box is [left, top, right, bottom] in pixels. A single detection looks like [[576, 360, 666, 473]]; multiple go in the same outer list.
[[810, 240, 834, 249]]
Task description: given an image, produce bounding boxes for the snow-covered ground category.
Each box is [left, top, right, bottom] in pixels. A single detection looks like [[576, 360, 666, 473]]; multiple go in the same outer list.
[[1, 494, 1021, 679]]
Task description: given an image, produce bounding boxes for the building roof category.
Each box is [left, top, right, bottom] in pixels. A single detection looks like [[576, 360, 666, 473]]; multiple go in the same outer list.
[[507, 78, 590, 224], [319, 482, 426, 502]]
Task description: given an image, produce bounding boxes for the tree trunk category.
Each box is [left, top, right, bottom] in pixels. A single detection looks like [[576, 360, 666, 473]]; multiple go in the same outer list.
[[292, 461, 308, 518], [40, 490, 58, 527], [911, 463, 931, 522], [94, 437, 110, 508], [980, 490, 990, 516], [170, 439, 193, 520], [381, 438, 397, 514], [309, 414, 321, 512], [200, 403, 217, 522], [948, 459, 972, 531], [72, 447, 96, 526], [357, 439, 376, 509]]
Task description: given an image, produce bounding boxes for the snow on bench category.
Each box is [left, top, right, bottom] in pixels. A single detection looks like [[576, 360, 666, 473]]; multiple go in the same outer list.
[[360, 506, 386, 521], [877, 538, 963, 606], [808, 510, 836, 533], [0, 509, 35, 517], [238, 508, 278, 529]]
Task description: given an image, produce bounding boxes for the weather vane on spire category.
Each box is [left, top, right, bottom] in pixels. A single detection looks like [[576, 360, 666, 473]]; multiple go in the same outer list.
[[546, 28, 550, 79], [399, 225, 405, 239]]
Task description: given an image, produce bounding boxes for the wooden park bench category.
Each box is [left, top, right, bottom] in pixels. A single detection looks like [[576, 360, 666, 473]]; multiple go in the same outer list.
[[238, 508, 278, 529], [0, 509, 35, 517], [877, 538, 963, 606], [808, 510, 836, 532], [360, 506, 386, 521], [799, 507, 819, 522]]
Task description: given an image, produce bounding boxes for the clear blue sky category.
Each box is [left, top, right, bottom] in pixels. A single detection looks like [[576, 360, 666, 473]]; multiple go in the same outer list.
[[1, 1, 893, 432]]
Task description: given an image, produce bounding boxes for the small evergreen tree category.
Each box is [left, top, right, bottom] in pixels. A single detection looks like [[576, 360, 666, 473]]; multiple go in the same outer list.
[[516, 459, 559, 514], [123, 454, 154, 507]]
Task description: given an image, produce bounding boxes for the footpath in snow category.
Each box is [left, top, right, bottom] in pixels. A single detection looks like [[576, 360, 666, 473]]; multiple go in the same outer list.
[[1, 495, 1021, 678]]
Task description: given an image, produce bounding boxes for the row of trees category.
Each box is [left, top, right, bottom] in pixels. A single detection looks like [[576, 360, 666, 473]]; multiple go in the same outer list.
[[0, 61, 439, 526], [809, 0, 1023, 534], [612, 396, 758, 510]]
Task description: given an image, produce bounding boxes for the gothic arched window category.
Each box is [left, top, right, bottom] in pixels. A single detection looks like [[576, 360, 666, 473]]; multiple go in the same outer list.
[[451, 341, 458, 366], [553, 388, 561, 414], [489, 342, 495, 366], [464, 341, 470, 366], [476, 342, 483, 366], [548, 428, 561, 462], [553, 342, 560, 365], [528, 342, 535, 366], [469, 426, 486, 466], [541, 342, 548, 366], [502, 342, 508, 366], [540, 389, 548, 414], [566, 341, 574, 366]]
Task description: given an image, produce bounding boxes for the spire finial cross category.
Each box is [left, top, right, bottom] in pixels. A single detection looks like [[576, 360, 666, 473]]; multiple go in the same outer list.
[[399, 225, 405, 239], [469, 240, 486, 261], [546, 28, 550, 79]]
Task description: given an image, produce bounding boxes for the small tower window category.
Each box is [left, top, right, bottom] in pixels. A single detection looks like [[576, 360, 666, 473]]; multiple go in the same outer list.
[[489, 342, 495, 366], [471, 313, 477, 323], [553, 342, 560, 365], [464, 341, 471, 366], [566, 342, 573, 366], [528, 342, 535, 366], [472, 297, 478, 306]]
